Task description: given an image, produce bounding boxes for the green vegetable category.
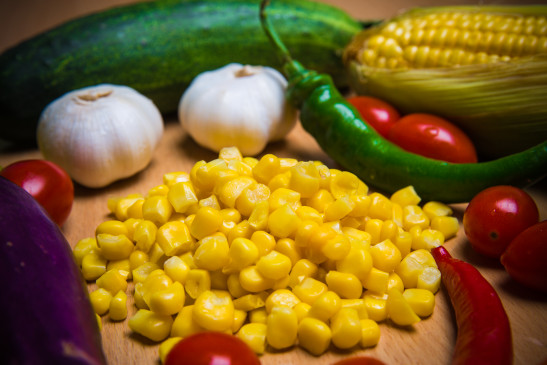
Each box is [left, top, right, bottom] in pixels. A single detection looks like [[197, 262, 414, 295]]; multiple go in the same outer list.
[[0, 0, 361, 143], [260, 0, 547, 203]]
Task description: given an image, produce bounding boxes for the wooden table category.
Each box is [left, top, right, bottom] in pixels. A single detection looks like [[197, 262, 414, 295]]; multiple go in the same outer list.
[[1, 1, 546, 364]]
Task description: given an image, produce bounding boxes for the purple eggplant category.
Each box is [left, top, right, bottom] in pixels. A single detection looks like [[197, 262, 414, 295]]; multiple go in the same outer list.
[[0, 176, 106, 365]]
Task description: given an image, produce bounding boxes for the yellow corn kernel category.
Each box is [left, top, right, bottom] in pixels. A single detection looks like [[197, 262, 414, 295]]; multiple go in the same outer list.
[[294, 220, 320, 248], [304, 224, 336, 264], [96, 269, 128, 295], [266, 306, 298, 350], [95, 220, 129, 238], [386, 288, 421, 326], [324, 195, 356, 222], [278, 157, 298, 172], [360, 319, 381, 348], [394, 231, 412, 259], [193, 234, 230, 271], [388, 272, 405, 292], [95, 313, 102, 331], [163, 256, 190, 283], [131, 261, 159, 284], [342, 226, 371, 245], [148, 243, 167, 267], [89, 287, 112, 317], [109, 291, 128, 321], [199, 194, 221, 210], [390, 185, 421, 207], [227, 220, 253, 243], [141, 270, 172, 303], [248, 200, 269, 231], [227, 273, 250, 298], [362, 267, 390, 294], [330, 170, 367, 199], [335, 241, 373, 282], [171, 305, 205, 338], [308, 290, 341, 323], [342, 215, 362, 230], [233, 293, 266, 312], [253, 154, 280, 184], [417, 266, 441, 293], [129, 309, 173, 342], [223, 238, 259, 275], [267, 170, 291, 191], [349, 194, 371, 217], [363, 291, 388, 322], [423, 201, 453, 219], [189, 207, 223, 240], [185, 269, 211, 300], [156, 221, 194, 256], [149, 281, 185, 316], [265, 289, 301, 313], [292, 277, 328, 305], [235, 183, 270, 217], [107, 258, 131, 280], [217, 176, 256, 209], [431, 216, 460, 240], [395, 249, 437, 288], [325, 270, 363, 299], [239, 265, 275, 293], [237, 323, 268, 355], [96, 233, 134, 261], [268, 204, 301, 239], [114, 195, 144, 221], [402, 205, 430, 231], [306, 189, 335, 213], [123, 218, 142, 241], [193, 290, 234, 332], [268, 187, 301, 212], [218, 146, 243, 161], [289, 161, 320, 199], [340, 298, 368, 319], [272, 239, 300, 267], [256, 250, 292, 280], [166, 181, 198, 214], [413, 228, 445, 250], [142, 195, 173, 227], [298, 317, 332, 356], [380, 219, 400, 243], [330, 308, 362, 349], [370, 239, 402, 273], [133, 220, 157, 253], [249, 307, 268, 324], [368, 192, 393, 221], [364, 218, 383, 245], [81, 252, 107, 281], [403, 288, 435, 317], [163, 171, 190, 186], [289, 258, 318, 288], [391, 202, 404, 228], [159, 337, 182, 364], [133, 282, 147, 309], [147, 184, 169, 197], [295, 206, 323, 224], [73, 237, 98, 267]]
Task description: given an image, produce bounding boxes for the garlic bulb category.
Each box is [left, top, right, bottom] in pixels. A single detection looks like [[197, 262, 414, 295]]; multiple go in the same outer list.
[[178, 63, 298, 155], [37, 84, 164, 188]]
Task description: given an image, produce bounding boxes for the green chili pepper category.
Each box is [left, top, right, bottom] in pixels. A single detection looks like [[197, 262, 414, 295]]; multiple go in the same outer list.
[[259, 0, 547, 203]]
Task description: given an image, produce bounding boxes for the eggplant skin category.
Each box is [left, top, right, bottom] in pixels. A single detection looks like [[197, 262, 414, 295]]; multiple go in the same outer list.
[[0, 177, 106, 365]]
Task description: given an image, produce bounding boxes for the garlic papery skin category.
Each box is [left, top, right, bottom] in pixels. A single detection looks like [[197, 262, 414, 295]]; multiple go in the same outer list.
[[37, 84, 164, 188], [178, 63, 298, 156]]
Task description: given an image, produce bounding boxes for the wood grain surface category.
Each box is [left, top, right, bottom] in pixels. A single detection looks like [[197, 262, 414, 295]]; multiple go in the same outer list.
[[1, 1, 546, 364]]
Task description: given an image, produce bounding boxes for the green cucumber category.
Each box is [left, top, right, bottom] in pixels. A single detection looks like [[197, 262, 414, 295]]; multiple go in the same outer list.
[[0, 0, 361, 143]]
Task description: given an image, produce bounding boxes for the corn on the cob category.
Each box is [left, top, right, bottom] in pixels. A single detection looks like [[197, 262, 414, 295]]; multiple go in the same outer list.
[[343, 6, 547, 159]]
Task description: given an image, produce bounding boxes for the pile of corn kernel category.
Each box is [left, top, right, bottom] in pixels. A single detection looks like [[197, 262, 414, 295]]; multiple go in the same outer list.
[[73, 147, 460, 361]]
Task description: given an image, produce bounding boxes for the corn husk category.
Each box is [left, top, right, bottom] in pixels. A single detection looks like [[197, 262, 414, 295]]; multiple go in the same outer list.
[[343, 6, 547, 159]]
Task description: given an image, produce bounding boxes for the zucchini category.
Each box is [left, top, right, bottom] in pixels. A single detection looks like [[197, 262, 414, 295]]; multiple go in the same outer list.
[[0, 176, 106, 365], [0, 0, 361, 143]]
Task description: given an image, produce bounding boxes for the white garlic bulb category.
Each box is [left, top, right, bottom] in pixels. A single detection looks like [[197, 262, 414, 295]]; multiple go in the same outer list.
[[37, 84, 164, 188], [178, 63, 298, 156]]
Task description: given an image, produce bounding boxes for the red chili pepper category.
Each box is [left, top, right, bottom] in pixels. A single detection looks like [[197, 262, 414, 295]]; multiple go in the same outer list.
[[431, 246, 513, 365]]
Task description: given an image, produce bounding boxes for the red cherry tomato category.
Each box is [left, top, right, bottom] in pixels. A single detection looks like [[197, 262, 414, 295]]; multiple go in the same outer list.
[[387, 113, 478, 163], [164, 332, 261, 365], [332, 356, 388, 365], [463, 186, 539, 259], [501, 220, 547, 293], [0, 159, 74, 226], [347, 96, 400, 138]]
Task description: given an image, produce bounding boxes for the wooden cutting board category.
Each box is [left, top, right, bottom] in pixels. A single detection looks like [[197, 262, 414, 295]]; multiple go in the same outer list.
[[1, 1, 546, 364]]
